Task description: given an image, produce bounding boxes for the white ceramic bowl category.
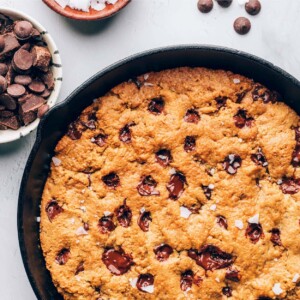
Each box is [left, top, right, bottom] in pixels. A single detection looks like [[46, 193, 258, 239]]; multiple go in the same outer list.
[[0, 7, 62, 144]]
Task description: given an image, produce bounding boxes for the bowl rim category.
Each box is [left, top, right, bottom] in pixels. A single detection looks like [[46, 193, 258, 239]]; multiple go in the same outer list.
[[42, 0, 131, 21], [18, 45, 300, 300], [0, 7, 62, 144]]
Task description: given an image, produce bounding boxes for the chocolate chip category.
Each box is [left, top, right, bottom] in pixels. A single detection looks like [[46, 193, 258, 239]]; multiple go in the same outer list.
[[83, 222, 89, 231], [245, 223, 264, 244], [180, 270, 194, 292], [21, 95, 44, 113], [137, 175, 160, 196], [45, 200, 63, 222], [280, 177, 300, 194], [251, 148, 268, 167], [0, 110, 14, 117], [81, 112, 97, 130], [37, 104, 49, 118], [257, 297, 272, 300], [223, 154, 242, 175], [217, 215, 228, 230], [0, 75, 7, 93], [31, 45, 51, 71], [55, 248, 70, 265], [197, 0, 213, 13], [155, 149, 172, 167], [40, 88, 51, 99], [202, 185, 213, 200], [98, 215, 116, 234], [115, 200, 132, 228], [148, 97, 164, 115], [234, 109, 254, 128], [14, 75, 32, 86], [67, 121, 82, 140], [138, 210, 152, 232], [0, 63, 8, 76], [270, 228, 282, 246], [215, 96, 227, 109], [21, 110, 37, 126], [252, 85, 274, 103], [184, 109, 200, 123], [167, 172, 186, 200], [136, 274, 154, 293], [129, 77, 142, 89], [292, 145, 300, 167], [75, 262, 84, 275], [92, 133, 108, 147], [0, 33, 20, 59], [154, 244, 173, 262], [236, 90, 248, 103], [188, 244, 234, 271], [14, 21, 33, 40], [225, 268, 241, 282], [245, 0, 261, 15], [0, 115, 20, 130], [216, 0, 232, 7], [28, 79, 45, 94], [119, 123, 134, 143], [102, 248, 133, 275], [0, 35, 4, 51], [7, 83, 26, 98], [234, 17, 251, 35], [184, 136, 196, 152], [102, 172, 120, 189], [12, 49, 33, 72], [222, 286, 232, 297]]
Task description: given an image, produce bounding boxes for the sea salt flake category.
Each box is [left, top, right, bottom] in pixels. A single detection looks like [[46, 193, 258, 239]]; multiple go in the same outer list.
[[140, 207, 146, 213], [76, 226, 88, 236], [272, 283, 283, 295], [129, 278, 138, 288], [208, 184, 215, 190], [144, 82, 154, 87], [144, 74, 149, 80], [238, 138, 243, 143], [70, 218, 75, 224], [233, 78, 241, 84], [75, 275, 81, 282], [104, 211, 111, 216], [210, 204, 217, 211], [107, 0, 118, 4], [169, 168, 176, 175], [80, 206, 86, 212], [76, 240, 80, 244], [91, 137, 96, 142], [235, 220, 244, 229], [209, 168, 215, 175], [52, 157, 61, 166], [80, 200, 85, 204], [68, 0, 90, 12], [91, 0, 106, 11], [54, 0, 69, 8], [141, 284, 154, 294], [215, 277, 220, 283], [248, 214, 259, 224], [36, 217, 41, 222], [293, 273, 300, 283], [180, 206, 192, 219], [277, 179, 283, 185]]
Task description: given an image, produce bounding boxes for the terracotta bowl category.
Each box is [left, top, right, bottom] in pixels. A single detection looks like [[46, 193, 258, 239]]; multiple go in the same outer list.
[[43, 0, 131, 21]]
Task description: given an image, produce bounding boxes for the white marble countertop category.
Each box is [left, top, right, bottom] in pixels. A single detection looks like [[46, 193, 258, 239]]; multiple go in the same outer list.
[[0, 0, 300, 299]]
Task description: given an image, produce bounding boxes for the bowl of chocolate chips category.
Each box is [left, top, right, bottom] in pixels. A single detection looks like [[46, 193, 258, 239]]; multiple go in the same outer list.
[[0, 8, 62, 143]]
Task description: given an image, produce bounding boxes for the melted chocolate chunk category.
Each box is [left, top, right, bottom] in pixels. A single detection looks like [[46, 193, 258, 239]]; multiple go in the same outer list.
[[102, 172, 120, 189], [129, 77, 142, 89], [292, 145, 300, 167], [184, 136, 196, 152], [102, 248, 133, 275], [202, 185, 213, 200], [215, 96, 227, 109], [92, 133, 108, 147], [82, 113, 97, 130], [45, 200, 63, 222], [98, 215, 116, 234], [167, 172, 186, 200], [115, 200, 132, 228], [270, 228, 282, 246], [155, 149, 172, 167], [148, 97, 164, 115], [252, 85, 275, 103], [137, 175, 160, 196], [184, 109, 200, 124], [280, 177, 300, 194], [83, 222, 89, 231], [225, 268, 241, 282], [75, 262, 84, 275], [154, 244, 173, 262], [222, 286, 232, 297], [136, 273, 154, 292], [55, 248, 70, 265], [180, 270, 194, 292], [223, 154, 242, 175], [236, 90, 248, 103], [251, 148, 268, 167], [188, 245, 234, 271], [67, 121, 82, 140], [257, 297, 272, 300], [217, 215, 228, 230], [234, 109, 254, 128], [137, 210, 152, 232], [245, 223, 264, 244], [119, 123, 135, 143]]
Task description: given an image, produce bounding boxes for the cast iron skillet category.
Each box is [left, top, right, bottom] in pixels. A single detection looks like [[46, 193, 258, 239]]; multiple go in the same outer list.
[[18, 45, 300, 300]]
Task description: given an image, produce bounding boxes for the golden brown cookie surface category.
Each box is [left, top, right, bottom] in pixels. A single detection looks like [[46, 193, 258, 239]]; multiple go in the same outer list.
[[40, 67, 300, 300]]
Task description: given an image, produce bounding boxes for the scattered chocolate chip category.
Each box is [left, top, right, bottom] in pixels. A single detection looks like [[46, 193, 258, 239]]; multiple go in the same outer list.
[[184, 136, 196, 152], [98, 215, 116, 234], [148, 97, 164, 115], [215, 96, 227, 109], [234, 109, 254, 128], [14, 21, 33, 40], [167, 172, 186, 200], [280, 177, 300, 194], [245, 0, 261, 16], [188, 245, 234, 271], [245, 223, 264, 244], [0, 35, 4, 51], [270, 228, 282, 246], [115, 200, 132, 228], [7, 83, 25, 98], [119, 123, 134, 143], [14, 75, 32, 86], [155, 149, 172, 167], [202, 184, 214, 200], [45, 200, 63, 222], [154, 244, 173, 262], [67, 120, 82, 140], [180, 270, 194, 292], [217, 215, 228, 230], [55, 248, 70, 265], [216, 0, 232, 7], [83, 222, 89, 231], [222, 286, 232, 297], [37, 104, 49, 118], [12, 49, 33, 72], [184, 108, 200, 123], [251, 148, 268, 167], [137, 175, 160, 196], [234, 17, 251, 35], [102, 172, 120, 189], [0, 63, 8, 76], [136, 273, 154, 293], [252, 85, 274, 103], [223, 154, 242, 175], [92, 133, 108, 147], [75, 262, 84, 275], [138, 210, 152, 232], [0, 75, 7, 93], [225, 268, 241, 282], [197, 0, 213, 13], [102, 248, 133, 275]]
